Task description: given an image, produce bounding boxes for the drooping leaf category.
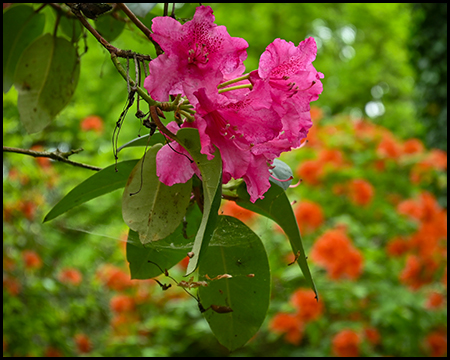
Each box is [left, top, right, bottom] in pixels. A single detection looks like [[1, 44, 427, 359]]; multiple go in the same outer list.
[[269, 158, 293, 190], [94, 14, 125, 42], [127, 204, 202, 279], [117, 133, 165, 153], [235, 182, 318, 299], [13, 33, 80, 134], [44, 160, 139, 223], [198, 215, 271, 351], [59, 16, 83, 42], [122, 144, 192, 244], [174, 128, 223, 276], [3, 4, 45, 93]]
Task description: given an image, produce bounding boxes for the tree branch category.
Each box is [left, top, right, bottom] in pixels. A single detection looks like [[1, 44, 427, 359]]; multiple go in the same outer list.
[[3, 146, 102, 172], [66, 3, 152, 61]]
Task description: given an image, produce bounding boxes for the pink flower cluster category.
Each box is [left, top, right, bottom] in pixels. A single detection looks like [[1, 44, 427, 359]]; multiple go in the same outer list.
[[144, 5, 323, 202]]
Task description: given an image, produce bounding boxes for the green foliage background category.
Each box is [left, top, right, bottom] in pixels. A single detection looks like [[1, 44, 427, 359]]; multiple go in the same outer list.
[[3, 3, 447, 357]]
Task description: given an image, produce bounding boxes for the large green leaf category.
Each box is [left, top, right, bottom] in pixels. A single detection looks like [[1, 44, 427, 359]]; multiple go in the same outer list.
[[122, 144, 192, 244], [3, 5, 45, 93], [235, 182, 318, 299], [13, 33, 80, 134], [127, 204, 202, 279], [198, 215, 271, 351], [44, 160, 139, 223], [174, 128, 223, 275]]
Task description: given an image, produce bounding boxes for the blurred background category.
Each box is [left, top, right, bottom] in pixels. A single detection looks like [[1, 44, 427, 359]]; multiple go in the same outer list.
[[3, 3, 447, 356]]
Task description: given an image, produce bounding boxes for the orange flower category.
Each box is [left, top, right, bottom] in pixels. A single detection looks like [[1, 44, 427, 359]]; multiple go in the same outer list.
[[373, 159, 386, 171], [22, 250, 42, 270], [74, 333, 92, 353], [386, 236, 410, 257], [44, 346, 64, 357], [97, 264, 134, 291], [58, 268, 83, 286], [269, 312, 304, 345], [424, 330, 447, 357], [310, 228, 363, 280], [220, 200, 256, 224], [294, 200, 324, 234], [353, 119, 380, 141], [397, 199, 423, 221], [296, 159, 323, 185], [376, 134, 402, 160], [348, 179, 374, 206], [363, 327, 381, 345], [19, 200, 37, 221], [399, 255, 439, 290], [318, 148, 344, 168], [426, 149, 447, 171], [332, 329, 361, 357], [303, 123, 320, 147], [3, 276, 21, 296], [402, 138, 424, 155], [311, 229, 352, 265], [397, 192, 446, 230], [80, 115, 104, 133], [110, 294, 135, 313], [425, 291, 446, 310], [290, 288, 324, 322], [409, 222, 446, 259], [310, 106, 324, 121]]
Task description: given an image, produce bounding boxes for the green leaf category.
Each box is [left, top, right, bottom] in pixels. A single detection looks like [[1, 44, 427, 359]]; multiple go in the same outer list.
[[122, 144, 192, 244], [13, 33, 80, 134], [174, 128, 223, 275], [3, 5, 45, 93], [59, 16, 83, 42], [117, 133, 165, 153], [235, 182, 318, 299], [44, 160, 139, 223], [198, 215, 271, 351], [127, 204, 202, 279], [94, 14, 125, 42]]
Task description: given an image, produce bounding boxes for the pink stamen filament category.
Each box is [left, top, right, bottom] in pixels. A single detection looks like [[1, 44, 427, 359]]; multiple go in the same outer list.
[[269, 174, 294, 182], [289, 179, 302, 188]]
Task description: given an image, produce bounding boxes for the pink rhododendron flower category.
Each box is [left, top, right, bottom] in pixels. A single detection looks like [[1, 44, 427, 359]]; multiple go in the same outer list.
[[250, 37, 324, 150], [156, 122, 200, 186], [146, 6, 323, 202], [144, 5, 248, 104]]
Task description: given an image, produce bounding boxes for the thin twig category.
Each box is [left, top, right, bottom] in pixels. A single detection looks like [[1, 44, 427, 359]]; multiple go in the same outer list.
[[3, 146, 102, 172], [116, 3, 163, 56], [110, 53, 159, 107], [149, 106, 178, 141]]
